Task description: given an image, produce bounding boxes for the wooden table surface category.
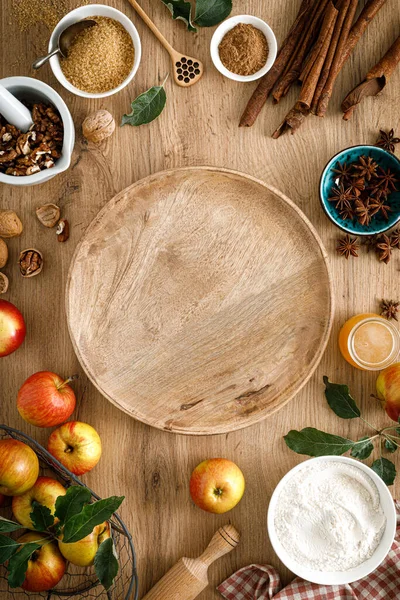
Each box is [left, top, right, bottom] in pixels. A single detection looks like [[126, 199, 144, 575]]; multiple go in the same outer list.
[[1, 1, 399, 598]]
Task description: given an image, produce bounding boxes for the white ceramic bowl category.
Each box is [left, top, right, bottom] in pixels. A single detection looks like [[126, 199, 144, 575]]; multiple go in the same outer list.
[[267, 456, 397, 585], [49, 4, 141, 98], [0, 76, 74, 187], [210, 15, 277, 82]]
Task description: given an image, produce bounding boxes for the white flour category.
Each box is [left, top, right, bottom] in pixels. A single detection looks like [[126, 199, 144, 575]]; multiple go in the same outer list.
[[274, 461, 386, 572]]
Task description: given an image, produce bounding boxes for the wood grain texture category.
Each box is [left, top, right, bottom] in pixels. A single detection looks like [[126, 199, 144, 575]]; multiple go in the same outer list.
[[67, 167, 332, 434], [0, 0, 399, 598]]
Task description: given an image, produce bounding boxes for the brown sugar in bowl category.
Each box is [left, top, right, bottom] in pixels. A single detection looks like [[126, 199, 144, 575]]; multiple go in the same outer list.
[[49, 4, 141, 99]]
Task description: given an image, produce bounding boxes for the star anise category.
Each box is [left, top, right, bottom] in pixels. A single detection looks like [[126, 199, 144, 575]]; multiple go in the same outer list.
[[347, 177, 365, 197], [353, 156, 378, 181], [376, 167, 399, 193], [336, 234, 359, 259], [332, 161, 352, 183], [339, 206, 355, 221], [362, 235, 378, 253], [355, 198, 372, 226], [369, 196, 392, 219], [390, 228, 400, 249], [376, 129, 400, 154], [376, 234, 392, 263], [380, 299, 400, 321], [328, 183, 355, 210]]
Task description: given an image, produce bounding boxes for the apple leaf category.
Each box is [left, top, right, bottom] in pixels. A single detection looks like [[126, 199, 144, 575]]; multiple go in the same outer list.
[[121, 79, 167, 127], [384, 437, 398, 453], [194, 0, 232, 27], [0, 534, 18, 563], [350, 436, 375, 459], [160, 0, 196, 32], [7, 542, 40, 588], [371, 457, 396, 486], [323, 376, 361, 419], [94, 537, 119, 590], [55, 486, 91, 525], [284, 427, 354, 456], [62, 496, 124, 543], [30, 501, 54, 532], [0, 517, 22, 533]]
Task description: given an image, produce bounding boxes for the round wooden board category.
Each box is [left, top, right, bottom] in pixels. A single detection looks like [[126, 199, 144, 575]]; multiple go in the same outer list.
[[66, 167, 333, 435]]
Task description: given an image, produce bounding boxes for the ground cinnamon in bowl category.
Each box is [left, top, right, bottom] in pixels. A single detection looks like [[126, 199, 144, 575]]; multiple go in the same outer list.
[[218, 23, 269, 76]]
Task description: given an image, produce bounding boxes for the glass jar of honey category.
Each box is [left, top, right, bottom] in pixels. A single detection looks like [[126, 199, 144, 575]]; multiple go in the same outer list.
[[339, 313, 400, 371]]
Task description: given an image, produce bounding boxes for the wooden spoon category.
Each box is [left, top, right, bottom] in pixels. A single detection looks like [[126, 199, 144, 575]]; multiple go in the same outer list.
[[127, 0, 204, 87]]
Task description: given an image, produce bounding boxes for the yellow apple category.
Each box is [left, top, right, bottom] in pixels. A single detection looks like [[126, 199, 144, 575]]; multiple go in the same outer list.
[[58, 521, 110, 566], [12, 476, 66, 529], [189, 458, 245, 514]]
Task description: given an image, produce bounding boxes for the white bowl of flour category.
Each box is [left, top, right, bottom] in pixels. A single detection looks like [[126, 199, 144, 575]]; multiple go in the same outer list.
[[267, 456, 396, 585]]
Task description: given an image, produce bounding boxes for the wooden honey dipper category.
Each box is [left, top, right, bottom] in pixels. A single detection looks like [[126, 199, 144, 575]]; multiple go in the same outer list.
[[142, 524, 240, 600]]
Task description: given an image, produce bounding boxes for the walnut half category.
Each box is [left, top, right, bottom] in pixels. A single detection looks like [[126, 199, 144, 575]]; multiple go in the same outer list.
[[19, 248, 43, 278]]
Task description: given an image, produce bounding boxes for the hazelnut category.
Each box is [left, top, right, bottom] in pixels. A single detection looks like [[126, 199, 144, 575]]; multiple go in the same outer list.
[[0, 272, 9, 294], [0, 238, 8, 268], [0, 210, 23, 238], [82, 110, 115, 143], [19, 248, 43, 278], [36, 204, 61, 228]]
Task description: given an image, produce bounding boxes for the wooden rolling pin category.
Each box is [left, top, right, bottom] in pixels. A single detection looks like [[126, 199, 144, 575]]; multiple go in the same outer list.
[[142, 524, 240, 600]]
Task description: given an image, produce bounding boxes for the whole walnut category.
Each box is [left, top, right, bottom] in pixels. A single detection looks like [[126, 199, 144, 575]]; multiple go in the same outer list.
[[0, 238, 8, 268], [82, 110, 115, 143]]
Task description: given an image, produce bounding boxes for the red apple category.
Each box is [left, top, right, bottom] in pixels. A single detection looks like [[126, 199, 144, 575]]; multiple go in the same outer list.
[[47, 421, 102, 475], [376, 362, 400, 422], [190, 458, 245, 514], [0, 299, 26, 357], [12, 476, 66, 529], [16, 532, 66, 592], [0, 439, 39, 496], [17, 371, 77, 427]]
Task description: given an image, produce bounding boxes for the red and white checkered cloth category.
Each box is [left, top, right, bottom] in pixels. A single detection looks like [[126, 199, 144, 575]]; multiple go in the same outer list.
[[218, 501, 400, 600]]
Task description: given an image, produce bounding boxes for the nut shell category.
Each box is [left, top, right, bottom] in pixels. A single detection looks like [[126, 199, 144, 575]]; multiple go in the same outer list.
[[0, 272, 9, 294], [19, 248, 43, 278], [0, 210, 23, 238], [82, 110, 115, 143], [36, 204, 61, 228], [0, 239, 8, 268]]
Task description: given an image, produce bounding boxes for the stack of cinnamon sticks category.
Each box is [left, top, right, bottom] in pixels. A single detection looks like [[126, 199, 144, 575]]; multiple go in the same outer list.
[[239, 0, 388, 136]]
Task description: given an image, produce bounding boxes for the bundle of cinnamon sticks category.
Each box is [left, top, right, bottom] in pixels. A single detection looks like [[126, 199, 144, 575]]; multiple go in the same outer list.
[[239, 0, 388, 137]]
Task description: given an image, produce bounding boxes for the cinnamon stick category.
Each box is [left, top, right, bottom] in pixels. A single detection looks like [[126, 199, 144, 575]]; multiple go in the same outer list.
[[310, 0, 351, 113], [271, 0, 330, 103], [272, 106, 310, 138], [317, 0, 387, 116], [299, 0, 338, 83], [342, 35, 400, 119], [296, 2, 338, 111], [239, 0, 313, 127]]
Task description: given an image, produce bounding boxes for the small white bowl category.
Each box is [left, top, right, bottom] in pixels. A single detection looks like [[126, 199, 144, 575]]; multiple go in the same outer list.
[[0, 76, 74, 187], [49, 4, 141, 99], [267, 456, 396, 585], [210, 15, 277, 82]]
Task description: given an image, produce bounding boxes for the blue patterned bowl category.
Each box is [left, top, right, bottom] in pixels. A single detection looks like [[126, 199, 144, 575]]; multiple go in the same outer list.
[[319, 145, 400, 236]]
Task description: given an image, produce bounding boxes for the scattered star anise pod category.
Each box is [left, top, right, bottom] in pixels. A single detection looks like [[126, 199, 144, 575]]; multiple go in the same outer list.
[[336, 234, 359, 259], [353, 155, 378, 181], [380, 299, 400, 321], [362, 235, 378, 253], [376, 129, 400, 154], [355, 199, 372, 226], [332, 161, 352, 183], [390, 228, 400, 249], [369, 196, 392, 219], [376, 234, 392, 264], [328, 183, 355, 210], [376, 167, 399, 193]]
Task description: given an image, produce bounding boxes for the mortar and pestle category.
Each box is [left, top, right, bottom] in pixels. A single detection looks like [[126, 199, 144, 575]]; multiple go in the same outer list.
[[0, 77, 74, 186]]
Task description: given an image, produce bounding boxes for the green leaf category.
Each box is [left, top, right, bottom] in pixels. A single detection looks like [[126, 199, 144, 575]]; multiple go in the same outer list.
[[0, 517, 22, 533], [371, 457, 396, 485], [194, 0, 232, 27], [121, 81, 167, 127], [30, 501, 54, 532], [55, 486, 91, 525], [8, 543, 40, 588], [350, 436, 374, 459], [384, 437, 398, 453], [62, 496, 124, 543], [0, 534, 18, 563], [94, 537, 119, 590], [284, 427, 354, 457], [323, 376, 361, 419], [160, 0, 196, 31]]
